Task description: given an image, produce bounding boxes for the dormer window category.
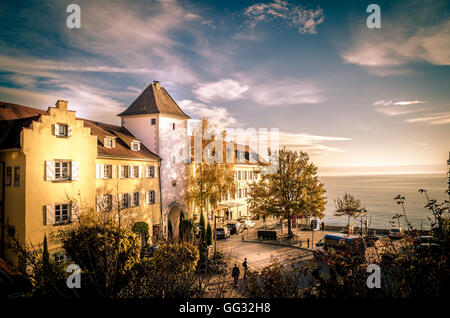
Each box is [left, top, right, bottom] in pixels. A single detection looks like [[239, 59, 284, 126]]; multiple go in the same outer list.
[[104, 137, 115, 149], [151, 118, 156, 125], [131, 141, 140, 151]]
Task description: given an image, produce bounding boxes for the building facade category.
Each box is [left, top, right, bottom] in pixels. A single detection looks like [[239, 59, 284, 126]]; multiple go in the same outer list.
[[0, 100, 161, 266], [0, 81, 260, 265]]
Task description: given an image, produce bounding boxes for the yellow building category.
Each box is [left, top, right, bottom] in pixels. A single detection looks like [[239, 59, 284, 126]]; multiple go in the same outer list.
[[0, 100, 161, 267]]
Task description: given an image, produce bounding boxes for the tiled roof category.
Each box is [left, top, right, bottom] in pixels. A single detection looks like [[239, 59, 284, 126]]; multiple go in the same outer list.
[[118, 81, 191, 119], [0, 101, 160, 160], [0, 101, 46, 120]]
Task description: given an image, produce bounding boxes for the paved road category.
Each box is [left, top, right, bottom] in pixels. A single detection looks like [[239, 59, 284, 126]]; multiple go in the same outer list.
[[216, 234, 313, 271]]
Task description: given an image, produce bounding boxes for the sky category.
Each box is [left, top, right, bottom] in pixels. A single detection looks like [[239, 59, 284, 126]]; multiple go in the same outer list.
[[0, 0, 449, 173]]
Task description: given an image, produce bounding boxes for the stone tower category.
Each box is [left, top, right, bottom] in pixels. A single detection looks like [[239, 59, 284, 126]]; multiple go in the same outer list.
[[118, 81, 190, 238]]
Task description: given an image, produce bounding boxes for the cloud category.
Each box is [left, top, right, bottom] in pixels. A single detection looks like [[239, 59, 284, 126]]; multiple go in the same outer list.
[[406, 113, 450, 125], [249, 80, 324, 106], [0, 84, 125, 125], [194, 79, 249, 103], [279, 132, 351, 155], [372, 99, 428, 116], [244, 0, 324, 35], [341, 8, 450, 73], [178, 99, 239, 129]]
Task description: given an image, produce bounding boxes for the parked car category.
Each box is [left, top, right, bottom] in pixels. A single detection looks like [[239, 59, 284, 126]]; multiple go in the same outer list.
[[415, 242, 443, 256], [216, 227, 230, 239], [340, 225, 354, 234], [413, 235, 440, 246], [227, 222, 243, 234], [314, 234, 366, 262], [141, 244, 159, 258], [388, 228, 403, 239], [237, 218, 256, 229]]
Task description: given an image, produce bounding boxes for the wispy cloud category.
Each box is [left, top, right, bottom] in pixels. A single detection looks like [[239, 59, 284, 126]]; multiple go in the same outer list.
[[341, 2, 450, 74], [406, 113, 450, 125], [244, 0, 324, 35], [249, 80, 324, 106], [279, 132, 351, 155], [178, 99, 239, 129], [372, 99, 428, 116], [194, 79, 249, 103]]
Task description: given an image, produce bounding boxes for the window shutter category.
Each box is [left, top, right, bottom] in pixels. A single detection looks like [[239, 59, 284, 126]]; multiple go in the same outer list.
[[138, 166, 142, 178], [68, 126, 72, 137], [145, 191, 150, 204], [145, 166, 149, 178], [155, 190, 158, 203], [118, 194, 123, 208], [137, 192, 141, 206], [96, 196, 102, 212], [45, 205, 55, 225], [54, 124, 59, 136], [100, 164, 104, 179], [128, 165, 132, 178], [71, 202, 79, 222], [45, 161, 55, 181], [71, 161, 80, 180], [112, 195, 118, 210], [111, 165, 116, 178], [118, 165, 123, 178], [131, 166, 136, 178], [129, 193, 133, 206], [96, 164, 100, 179]]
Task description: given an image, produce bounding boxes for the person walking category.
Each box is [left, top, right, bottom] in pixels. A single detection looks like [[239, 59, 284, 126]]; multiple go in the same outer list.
[[232, 264, 240, 288], [242, 258, 248, 280]]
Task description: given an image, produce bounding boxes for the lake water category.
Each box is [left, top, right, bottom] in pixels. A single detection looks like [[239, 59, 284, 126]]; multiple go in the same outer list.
[[319, 173, 449, 230]]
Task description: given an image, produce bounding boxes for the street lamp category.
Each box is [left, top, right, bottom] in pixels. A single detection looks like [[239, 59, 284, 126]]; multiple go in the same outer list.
[[360, 209, 368, 236]]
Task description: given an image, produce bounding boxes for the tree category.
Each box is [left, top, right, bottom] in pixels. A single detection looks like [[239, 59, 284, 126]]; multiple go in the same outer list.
[[57, 210, 140, 297], [248, 148, 326, 237], [185, 119, 235, 235], [334, 193, 364, 228], [206, 223, 213, 246]]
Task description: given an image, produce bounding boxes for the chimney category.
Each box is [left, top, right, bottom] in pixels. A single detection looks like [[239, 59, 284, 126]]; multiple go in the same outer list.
[[55, 100, 68, 110], [153, 80, 160, 87]]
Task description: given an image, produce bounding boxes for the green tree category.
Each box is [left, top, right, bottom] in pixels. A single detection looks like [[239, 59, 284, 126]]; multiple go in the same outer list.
[[58, 213, 140, 297], [248, 148, 326, 236], [334, 193, 364, 228], [206, 223, 213, 246], [42, 234, 50, 271]]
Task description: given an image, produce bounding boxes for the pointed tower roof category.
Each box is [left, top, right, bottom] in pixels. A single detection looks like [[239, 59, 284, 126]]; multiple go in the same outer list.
[[118, 81, 191, 119]]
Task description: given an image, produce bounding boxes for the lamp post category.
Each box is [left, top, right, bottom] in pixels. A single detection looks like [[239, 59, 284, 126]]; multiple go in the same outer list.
[[361, 209, 368, 236]]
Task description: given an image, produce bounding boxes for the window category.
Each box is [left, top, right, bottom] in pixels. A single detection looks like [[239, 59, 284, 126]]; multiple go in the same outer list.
[[104, 138, 115, 148], [238, 171, 241, 180], [55, 204, 69, 224], [249, 171, 253, 180], [132, 192, 140, 207], [132, 166, 140, 178], [172, 123, 175, 130], [6, 166, 11, 186], [239, 189, 242, 199], [55, 124, 70, 137], [131, 141, 140, 151], [120, 193, 130, 209], [121, 165, 130, 178], [244, 171, 247, 180], [151, 118, 156, 125], [103, 194, 113, 211], [53, 252, 71, 264], [104, 165, 112, 179], [14, 167, 20, 186], [55, 161, 70, 181], [146, 166, 155, 178], [147, 190, 156, 204]]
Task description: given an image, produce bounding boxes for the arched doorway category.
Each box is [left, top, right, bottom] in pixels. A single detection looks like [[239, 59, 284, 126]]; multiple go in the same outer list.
[[167, 204, 182, 240]]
